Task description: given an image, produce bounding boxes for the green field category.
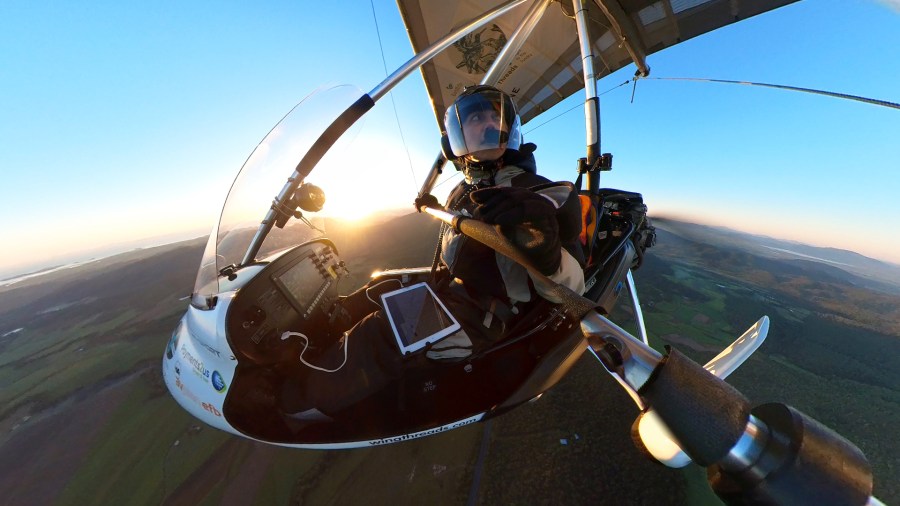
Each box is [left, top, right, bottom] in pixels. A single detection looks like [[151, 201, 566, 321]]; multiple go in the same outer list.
[[1, 221, 898, 504]]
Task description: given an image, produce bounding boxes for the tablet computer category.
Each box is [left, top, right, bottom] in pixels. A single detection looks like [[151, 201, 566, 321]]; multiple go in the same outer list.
[[380, 282, 461, 355]]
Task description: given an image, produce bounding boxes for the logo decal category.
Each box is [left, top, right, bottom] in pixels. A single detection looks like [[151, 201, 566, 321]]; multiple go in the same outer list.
[[212, 371, 227, 393], [453, 24, 506, 74], [368, 415, 481, 446], [166, 326, 182, 359], [181, 348, 211, 382], [174, 376, 222, 417], [197, 339, 222, 358]]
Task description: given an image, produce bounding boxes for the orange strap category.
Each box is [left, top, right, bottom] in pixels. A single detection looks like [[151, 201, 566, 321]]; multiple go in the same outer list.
[[578, 194, 593, 246]]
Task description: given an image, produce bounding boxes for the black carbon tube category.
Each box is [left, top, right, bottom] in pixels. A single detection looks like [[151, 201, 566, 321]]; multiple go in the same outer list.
[[638, 347, 751, 466]]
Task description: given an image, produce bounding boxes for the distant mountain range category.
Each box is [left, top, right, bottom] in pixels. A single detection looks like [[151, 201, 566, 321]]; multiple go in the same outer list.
[[6, 214, 899, 296], [651, 217, 900, 294]]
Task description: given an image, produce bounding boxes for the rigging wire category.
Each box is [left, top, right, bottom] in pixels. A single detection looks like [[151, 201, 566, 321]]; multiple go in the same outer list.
[[524, 75, 897, 136], [430, 170, 462, 190], [523, 79, 631, 134], [644, 77, 900, 111], [370, 0, 419, 191]]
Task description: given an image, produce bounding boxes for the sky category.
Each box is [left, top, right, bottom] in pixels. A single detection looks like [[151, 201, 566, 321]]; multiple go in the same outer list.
[[1, 0, 899, 280]]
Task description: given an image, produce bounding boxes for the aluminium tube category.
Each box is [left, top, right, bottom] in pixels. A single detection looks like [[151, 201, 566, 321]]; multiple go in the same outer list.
[[573, 0, 602, 193], [626, 270, 650, 345], [482, 0, 551, 86], [370, 0, 529, 101]]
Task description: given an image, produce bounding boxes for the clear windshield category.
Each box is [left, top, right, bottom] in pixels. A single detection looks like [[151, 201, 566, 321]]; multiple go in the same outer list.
[[193, 85, 455, 307], [192, 85, 368, 303]]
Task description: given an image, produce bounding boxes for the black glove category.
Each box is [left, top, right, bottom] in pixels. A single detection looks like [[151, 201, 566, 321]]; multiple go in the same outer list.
[[414, 193, 443, 213], [470, 186, 561, 275]]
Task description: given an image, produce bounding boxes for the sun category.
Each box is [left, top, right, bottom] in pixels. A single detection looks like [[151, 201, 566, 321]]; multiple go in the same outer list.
[[314, 174, 408, 222], [309, 145, 429, 222]]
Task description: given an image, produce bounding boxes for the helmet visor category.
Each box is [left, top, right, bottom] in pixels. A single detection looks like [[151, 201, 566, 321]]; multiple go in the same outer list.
[[444, 89, 521, 160]]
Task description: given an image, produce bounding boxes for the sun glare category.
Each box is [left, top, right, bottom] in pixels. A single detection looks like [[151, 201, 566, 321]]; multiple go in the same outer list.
[[321, 186, 384, 221], [310, 133, 436, 222]]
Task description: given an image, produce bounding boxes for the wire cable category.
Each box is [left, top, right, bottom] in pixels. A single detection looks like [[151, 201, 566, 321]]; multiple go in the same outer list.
[[524, 80, 631, 134], [644, 76, 900, 111], [365, 278, 404, 307], [281, 331, 349, 372], [370, 0, 419, 190]]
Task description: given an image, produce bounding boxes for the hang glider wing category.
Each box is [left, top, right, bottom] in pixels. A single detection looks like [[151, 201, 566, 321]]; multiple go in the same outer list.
[[397, 0, 799, 126]]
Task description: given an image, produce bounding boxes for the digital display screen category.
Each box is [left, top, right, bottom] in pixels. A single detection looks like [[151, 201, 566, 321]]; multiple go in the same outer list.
[[381, 283, 460, 354], [272, 257, 315, 314]]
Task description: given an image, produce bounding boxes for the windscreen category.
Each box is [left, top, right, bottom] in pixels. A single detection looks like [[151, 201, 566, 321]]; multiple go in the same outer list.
[[190, 79, 451, 308], [192, 85, 366, 305]]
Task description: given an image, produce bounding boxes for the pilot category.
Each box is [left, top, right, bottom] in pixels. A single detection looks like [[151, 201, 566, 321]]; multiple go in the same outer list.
[[282, 86, 584, 416], [417, 84, 585, 358]]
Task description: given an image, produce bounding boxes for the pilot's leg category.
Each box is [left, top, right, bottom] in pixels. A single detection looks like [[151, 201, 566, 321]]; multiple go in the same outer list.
[[283, 310, 402, 415], [328, 279, 405, 336]]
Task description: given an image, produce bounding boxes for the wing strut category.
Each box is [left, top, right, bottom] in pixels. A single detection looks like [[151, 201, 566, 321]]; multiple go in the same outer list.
[[573, 0, 604, 193], [592, 0, 650, 77], [483, 0, 553, 85]]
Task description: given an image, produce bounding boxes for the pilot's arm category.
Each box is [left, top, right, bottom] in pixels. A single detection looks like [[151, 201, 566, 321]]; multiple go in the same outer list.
[[471, 184, 585, 296]]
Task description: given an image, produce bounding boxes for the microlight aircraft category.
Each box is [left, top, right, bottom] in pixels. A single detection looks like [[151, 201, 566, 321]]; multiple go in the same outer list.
[[163, 1, 884, 503]]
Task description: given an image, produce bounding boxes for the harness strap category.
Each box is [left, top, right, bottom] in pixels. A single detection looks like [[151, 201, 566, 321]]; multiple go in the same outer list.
[[449, 280, 519, 335]]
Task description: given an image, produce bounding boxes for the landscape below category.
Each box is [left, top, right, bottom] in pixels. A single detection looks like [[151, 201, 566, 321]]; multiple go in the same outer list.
[[0, 216, 897, 504]]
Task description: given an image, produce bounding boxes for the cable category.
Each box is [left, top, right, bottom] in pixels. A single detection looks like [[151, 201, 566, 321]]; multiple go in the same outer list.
[[524, 80, 631, 134], [369, 0, 419, 191], [430, 170, 463, 191], [365, 278, 404, 307], [281, 331, 349, 372], [643, 76, 900, 111]]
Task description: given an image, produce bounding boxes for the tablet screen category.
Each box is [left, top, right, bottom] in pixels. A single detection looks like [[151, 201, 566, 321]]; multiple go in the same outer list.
[[381, 283, 460, 354]]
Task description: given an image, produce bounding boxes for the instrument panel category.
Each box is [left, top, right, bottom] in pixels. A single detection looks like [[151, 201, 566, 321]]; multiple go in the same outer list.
[[226, 239, 347, 364]]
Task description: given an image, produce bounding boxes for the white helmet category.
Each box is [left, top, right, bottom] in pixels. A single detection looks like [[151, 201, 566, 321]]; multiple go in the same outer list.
[[443, 85, 522, 162]]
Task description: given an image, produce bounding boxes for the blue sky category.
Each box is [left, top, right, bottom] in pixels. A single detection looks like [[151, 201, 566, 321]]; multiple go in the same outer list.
[[1, 0, 899, 279]]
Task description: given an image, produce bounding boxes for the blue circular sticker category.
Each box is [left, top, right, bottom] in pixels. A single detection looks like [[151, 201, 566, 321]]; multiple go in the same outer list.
[[211, 371, 227, 392]]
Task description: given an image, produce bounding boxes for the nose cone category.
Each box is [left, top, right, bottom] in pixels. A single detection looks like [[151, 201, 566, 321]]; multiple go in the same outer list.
[[162, 309, 240, 436]]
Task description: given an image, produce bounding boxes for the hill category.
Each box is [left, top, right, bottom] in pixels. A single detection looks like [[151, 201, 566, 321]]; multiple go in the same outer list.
[[636, 218, 899, 501], [0, 214, 897, 504], [650, 219, 900, 336], [652, 217, 900, 293]]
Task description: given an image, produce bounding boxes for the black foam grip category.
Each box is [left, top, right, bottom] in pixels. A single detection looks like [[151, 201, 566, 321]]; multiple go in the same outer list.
[[639, 347, 751, 466], [709, 403, 873, 506]]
